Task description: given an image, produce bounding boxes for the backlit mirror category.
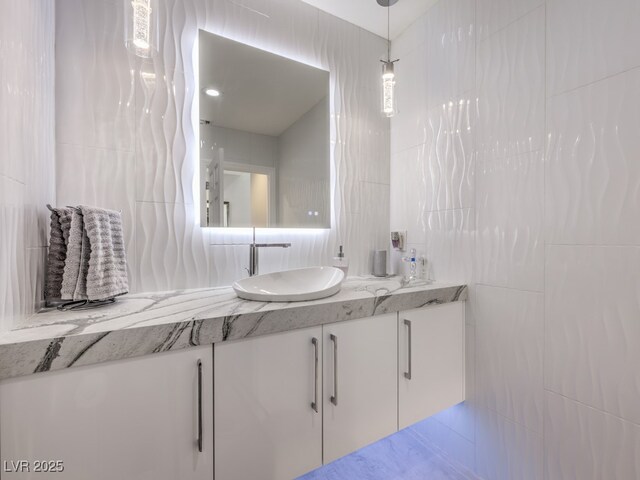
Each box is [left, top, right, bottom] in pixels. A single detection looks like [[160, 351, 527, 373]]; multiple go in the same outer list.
[[199, 31, 330, 228]]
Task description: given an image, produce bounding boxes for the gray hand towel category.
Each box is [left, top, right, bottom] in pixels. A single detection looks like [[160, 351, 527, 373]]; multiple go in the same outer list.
[[45, 207, 73, 300], [79, 205, 129, 301], [61, 209, 90, 301], [58, 208, 73, 245]]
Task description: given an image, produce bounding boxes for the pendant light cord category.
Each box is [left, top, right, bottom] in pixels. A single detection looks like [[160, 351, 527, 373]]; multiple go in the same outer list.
[[387, 3, 390, 61], [380, 1, 397, 65]]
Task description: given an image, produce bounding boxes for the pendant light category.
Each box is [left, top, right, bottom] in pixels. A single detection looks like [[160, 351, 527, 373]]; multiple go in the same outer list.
[[378, 0, 399, 117], [125, 0, 159, 58]]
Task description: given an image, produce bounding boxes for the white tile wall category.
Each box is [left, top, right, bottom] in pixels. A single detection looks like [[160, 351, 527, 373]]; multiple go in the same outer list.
[[391, 15, 427, 60], [390, 144, 428, 245], [0, 0, 55, 332], [546, 0, 640, 96], [542, 0, 640, 476], [476, 0, 543, 41], [475, 6, 545, 162], [54, 0, 390, 293], [55, 0, 136, 153], [356, 182, 392, 272], [473, 9, 545, 468], [546, 67, 640, 245], [135, 202, 211, 292], [476, 150, 544, 292], [545, 245, 640, 426], [392, 0, 640, 478], [209, 0, 319, 68], [544, 392, 640, 480], [475, 407, 543, 480], [0, 177, 26, 331], [476, 285, 544, 433], [425, 0, 475, 109], [425, 98, 475, 212], [424, 209, 474, 285]]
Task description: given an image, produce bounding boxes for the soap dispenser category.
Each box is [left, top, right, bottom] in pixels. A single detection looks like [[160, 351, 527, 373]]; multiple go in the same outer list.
[[333, 245, 349, 276]]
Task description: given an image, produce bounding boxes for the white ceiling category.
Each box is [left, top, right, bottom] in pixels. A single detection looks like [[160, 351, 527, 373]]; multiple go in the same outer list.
[[301, 0, 438, 40], [199, 31, 329, 136]]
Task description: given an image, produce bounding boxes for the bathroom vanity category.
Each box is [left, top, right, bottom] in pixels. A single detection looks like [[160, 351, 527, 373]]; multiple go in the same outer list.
[[215, 302, 464, 480], [0, 278, 466, 480]]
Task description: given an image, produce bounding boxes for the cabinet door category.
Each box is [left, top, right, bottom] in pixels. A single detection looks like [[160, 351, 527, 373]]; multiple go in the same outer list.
[[0, 346, 214, 480], [398, 302, 465, 429], [214, 327, 322, 480], [322, 314, 398, 464]]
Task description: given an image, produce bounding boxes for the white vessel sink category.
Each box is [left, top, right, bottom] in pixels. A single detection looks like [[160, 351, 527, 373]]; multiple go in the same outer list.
[[232, 267, 345, 302]]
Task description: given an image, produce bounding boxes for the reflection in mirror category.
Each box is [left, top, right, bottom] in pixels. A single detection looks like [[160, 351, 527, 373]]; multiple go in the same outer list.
[[199, 30, 330, 228]]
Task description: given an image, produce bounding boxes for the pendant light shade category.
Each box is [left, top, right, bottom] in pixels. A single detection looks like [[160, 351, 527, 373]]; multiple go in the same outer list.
[[381, 60, 397, 117], [380, 0, 399, 117], [124, 0, 159, 58]]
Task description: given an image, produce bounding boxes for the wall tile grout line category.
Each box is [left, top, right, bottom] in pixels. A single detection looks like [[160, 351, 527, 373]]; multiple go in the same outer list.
[[543, 389, 640, 429], [476, 2, 546, 46], [547, 63, 640, 100], [475, 283, 544, 295]]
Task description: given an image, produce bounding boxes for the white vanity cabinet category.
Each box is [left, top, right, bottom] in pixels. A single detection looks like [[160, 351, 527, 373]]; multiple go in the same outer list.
[[213, 315, 398, 479], [213, 305, 464, 478], [398, 302, 465, 429], [322, 313, 398, 463], [0, 346, 214, 480], [214, 327, 323, 480], [0, 299, 465, 480]]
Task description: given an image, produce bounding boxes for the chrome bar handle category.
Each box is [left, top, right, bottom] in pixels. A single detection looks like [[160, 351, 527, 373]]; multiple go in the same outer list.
[[311, 338, 319, 413], [197, 359, 203, 452], [404, 319, 412, 380], [330, 334, 338, 406]]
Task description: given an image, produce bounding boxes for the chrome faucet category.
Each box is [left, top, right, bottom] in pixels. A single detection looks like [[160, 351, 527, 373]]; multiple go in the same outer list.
[[247, 227, 291, 277]]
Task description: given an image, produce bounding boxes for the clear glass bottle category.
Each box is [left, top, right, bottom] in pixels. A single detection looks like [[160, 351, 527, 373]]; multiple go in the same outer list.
[[402, 248, 417, 282], [408, 248, 417, 281]]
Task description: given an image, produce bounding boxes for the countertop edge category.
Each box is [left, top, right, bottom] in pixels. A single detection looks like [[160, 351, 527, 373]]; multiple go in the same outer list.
[[0, 284, 467, 381]]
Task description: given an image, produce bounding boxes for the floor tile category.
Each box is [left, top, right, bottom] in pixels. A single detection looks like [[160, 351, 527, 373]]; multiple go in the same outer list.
[[298, 428, 472, 480]]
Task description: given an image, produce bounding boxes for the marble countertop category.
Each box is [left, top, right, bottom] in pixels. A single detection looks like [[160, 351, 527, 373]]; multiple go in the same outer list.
[[0, 276, 467, 380]]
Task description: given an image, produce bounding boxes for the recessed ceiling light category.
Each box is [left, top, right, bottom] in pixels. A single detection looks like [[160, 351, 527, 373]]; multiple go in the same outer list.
[[204, 88, 220, 97]]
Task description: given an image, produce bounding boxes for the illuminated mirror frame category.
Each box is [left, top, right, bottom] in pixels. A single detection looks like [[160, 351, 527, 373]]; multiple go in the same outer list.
[[192, 30, 335, 234]]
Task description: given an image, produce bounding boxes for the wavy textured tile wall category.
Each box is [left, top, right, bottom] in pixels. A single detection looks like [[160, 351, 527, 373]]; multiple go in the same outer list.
[[394, 0, 640, 478], [544, 392, 640, 479], [476, 150, 544, 292], [475, 6, 545, 162], [474, 5, 545, 479], [476, 285, 544, 433], [546, 0, 640, 96], [543, 0, 640, 475], [55, 0, 390, 293], [545, 246, 640, 426], [476, 0, 543, 41], [475, 407, 543, 480], [390, 0, 477, 472], [0, 0, 55, 332], [546, 67, 640, 245]]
